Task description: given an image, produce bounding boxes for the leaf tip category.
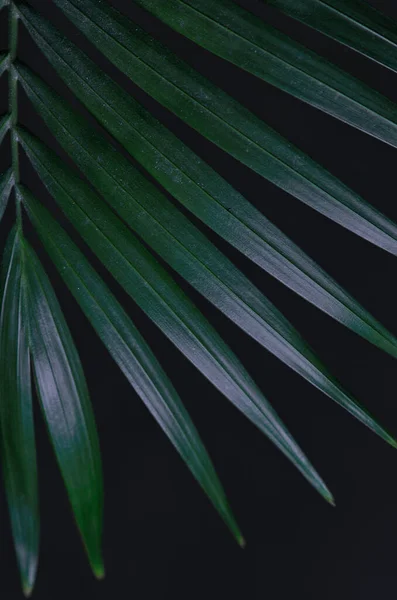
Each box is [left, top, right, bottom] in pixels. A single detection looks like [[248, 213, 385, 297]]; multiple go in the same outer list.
[[322, 487, 335, 507], [326, 492, 336, 507], [22, 582, 34, 598], [93, 563, 105, 581], [387, 435, 397, 450], [238, 534, 246, 549]]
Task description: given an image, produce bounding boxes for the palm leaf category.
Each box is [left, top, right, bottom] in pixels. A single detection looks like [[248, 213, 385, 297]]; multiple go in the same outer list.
[[17, 129, 334, 502], [0, 229, 39, 597], [17, 5, 397, 357], [20, 232, 104, 579], [16, 125, 396, 458], [132, 0, 397, 147], [14, 65, 397, 452], [265, 0, 397, 74], [0, 0, 397, 593], [50, 0, 397, 245], [18, 183, 244, 547]]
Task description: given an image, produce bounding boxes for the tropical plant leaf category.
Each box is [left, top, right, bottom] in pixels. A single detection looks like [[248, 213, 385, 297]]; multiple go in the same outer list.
[[50, 0, 397, 245], [0, 228, 39, 597], [0, 168, 14, 223], [265, 0, 397, 75], [1, 0, 397, 593], [20, 232, 104, 578], [16, 70, 397, 453], [17, 184, 244, 547], [17, 4, 397, 363], [17, 129, 334, 505], [131, 0, 397, 148]]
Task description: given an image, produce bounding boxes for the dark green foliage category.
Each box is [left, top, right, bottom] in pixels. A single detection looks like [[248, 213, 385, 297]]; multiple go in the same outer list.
[[1, 0, 397, 594]]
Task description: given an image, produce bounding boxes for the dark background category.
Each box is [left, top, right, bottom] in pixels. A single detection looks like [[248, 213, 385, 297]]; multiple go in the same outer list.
[[2, 0, 397, 597]]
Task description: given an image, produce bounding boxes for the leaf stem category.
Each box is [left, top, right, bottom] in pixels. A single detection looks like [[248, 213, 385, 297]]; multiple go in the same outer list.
[[9, 2, 21, 227]]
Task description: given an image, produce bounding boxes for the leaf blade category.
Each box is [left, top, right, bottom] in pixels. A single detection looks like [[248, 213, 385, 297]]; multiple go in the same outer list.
[[19, 185, 244, 546], [15, 65, 397, 435], [17, 131, 333, 504], [49, 0, 397, 250], [18, 123, 396, 478], [265, 0, 397, 75], [18, 6, 397, 367], [0, 229, 39, 597], [21, 236, 104, 577], [132, 0, 397, 147]]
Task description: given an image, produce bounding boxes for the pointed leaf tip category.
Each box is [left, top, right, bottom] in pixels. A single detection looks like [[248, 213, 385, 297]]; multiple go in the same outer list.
[[21, 238, 104, 577], [23, 586, 33, 598], [326, 492, 336, 507], [0, 229, 39, 596], [93, 564, 105, 580]]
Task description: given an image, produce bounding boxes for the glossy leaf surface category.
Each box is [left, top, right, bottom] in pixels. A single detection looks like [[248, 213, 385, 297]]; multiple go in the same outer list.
[[17, 80, 397, 458], [20, 231, 104, 578], [265, 0, 397, 74], [19, 184, 244, 546], [133, 0, 397, 148], [18, 5, 397, 364], [17, 128, 334, 503], [1, 0, 397, 592], [51, 0, 397, 243], [0, 229, 38, 597]]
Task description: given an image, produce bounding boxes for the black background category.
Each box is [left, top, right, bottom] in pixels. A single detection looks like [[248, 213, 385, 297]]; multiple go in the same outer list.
[[2, 0, 397, 597]]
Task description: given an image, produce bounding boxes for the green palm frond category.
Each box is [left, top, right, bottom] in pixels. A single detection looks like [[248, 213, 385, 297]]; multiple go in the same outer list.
[[132, 0, 397, 147], [1, 0, 397, 594], [0, 229, 38, 597], [265, 0, 397, 74]]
